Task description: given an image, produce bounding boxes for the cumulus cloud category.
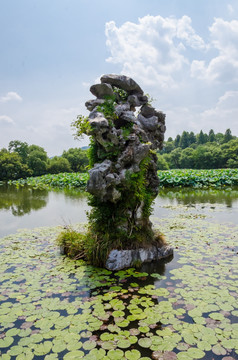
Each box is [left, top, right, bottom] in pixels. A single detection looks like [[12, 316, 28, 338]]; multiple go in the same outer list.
[[0, 91, 22, 103], [0, 115, 15, 124], [200, 91, 238, 133], [191, 18, 238, 83], [105, 15, 206, 88]]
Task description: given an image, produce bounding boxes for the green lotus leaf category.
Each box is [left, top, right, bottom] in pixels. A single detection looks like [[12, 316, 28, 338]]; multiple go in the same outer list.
[[16, 351, 34, 360], [212, 344, 227, 355], [209, 312, 225, 321], [107, 349, 124, 359], [100, 341, 115, 350], [45, 354, 59, 360], [176, 342, 190, 351], [138, 326, 150, 333], [177, 352, 192, 360], [0, 355, 11, 360], [88, 349, 106, 359], [197, 340, 211, 351], [63, 350, 84, 359], [6, 328, 20, 337], [116, 319, 130, 328], [52, 340, 67, 353], [8, 345, 25, 356], [83, 340, 97, 350], [221, 338, 238, 348], [108, 324, 120, 333], [100, 332, 114, 341], [112, 310, 125, 318], [117, 339, 132, 348], [66, 340, 83, 351], [138, 337, 152, 348], [0, 336, 14, 348], [187, 348, 205, 359], [124, 349, 141, 359], [34, 341, 52, 356], [130, 283, 139, 288]]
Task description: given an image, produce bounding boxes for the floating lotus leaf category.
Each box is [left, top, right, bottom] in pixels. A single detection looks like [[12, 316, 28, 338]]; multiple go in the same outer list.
[[33, 341, 52, 356], [0, 336, 14, 348], [117, 339, 132, 349], [87, 348, 106, 359], [100, 341, 115, 350], [176, 352, 191, 360], [8, 345, 25, 356], [63, 350, 84, 359], [138, 337, 152, 348], [125, 349, 141, 359], [212, 344, 227, 355], [16, 350, 34, 360], [52, 340, 67, 353], [107, 349, 124, 359], [209, 312, 225, 321], [82, 340, 97, 350], [45, 354, 59, 360], [187, 347, 205, 359]]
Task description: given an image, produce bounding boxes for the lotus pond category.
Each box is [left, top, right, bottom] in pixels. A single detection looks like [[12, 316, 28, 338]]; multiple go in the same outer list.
[[0, 185, 238, 359]]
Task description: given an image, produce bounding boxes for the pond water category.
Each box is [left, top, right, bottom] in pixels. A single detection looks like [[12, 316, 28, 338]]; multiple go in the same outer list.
[[0, 184, 238, 359], [1, 184, 238, 238]]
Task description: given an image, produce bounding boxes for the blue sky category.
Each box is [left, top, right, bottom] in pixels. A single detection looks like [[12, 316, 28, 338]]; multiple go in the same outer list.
[[1, 0, 238, 155]]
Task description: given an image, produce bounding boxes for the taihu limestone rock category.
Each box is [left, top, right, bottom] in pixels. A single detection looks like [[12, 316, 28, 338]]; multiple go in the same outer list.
[[84, 74, 173, 270]]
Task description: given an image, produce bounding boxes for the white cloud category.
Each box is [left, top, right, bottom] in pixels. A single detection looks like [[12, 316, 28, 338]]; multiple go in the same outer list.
[[191, 18, 238, 83], [200, 91, 238, 133], [0, 91, 22, 103], [105, 15, 206, 89], [0, 115, 15, 124]]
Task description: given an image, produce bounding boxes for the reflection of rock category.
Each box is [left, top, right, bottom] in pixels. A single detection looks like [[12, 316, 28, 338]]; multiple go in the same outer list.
[[106, 245, 174, 271]]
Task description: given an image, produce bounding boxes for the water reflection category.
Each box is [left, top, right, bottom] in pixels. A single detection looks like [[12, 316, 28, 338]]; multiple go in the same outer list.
[[0, 184, 48, 216], [1, 183, 238, 238], [158, 187, 238, 208]]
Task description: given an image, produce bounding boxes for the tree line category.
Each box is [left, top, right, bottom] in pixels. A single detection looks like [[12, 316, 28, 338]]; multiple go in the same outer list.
[[157, 129, 238, 169], [1, 128, 237, 181], [0, 140, 89, 181]]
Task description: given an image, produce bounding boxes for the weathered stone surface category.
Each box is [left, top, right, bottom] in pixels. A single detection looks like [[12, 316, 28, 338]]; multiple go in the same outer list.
[[105, 245, 173, 271], [141, 104, 155, 118], [85, 99, 105, 111], [138, 114, 159, 131], [100, 74, 143, 94], [90, 83, 114, 99], [84, 74, 171, 268]]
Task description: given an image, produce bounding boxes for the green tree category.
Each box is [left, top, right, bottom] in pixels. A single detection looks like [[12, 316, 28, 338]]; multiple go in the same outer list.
[[27, 145, 48, 176], [47, 157, 71, 174], [163, 140, 175, 154], [208, 129, 216, 142], [166, 148, 182, 168], [179, 131, 190, 149], [215, 132, 225, 145], [62, 148, 89, 172], [157, 154, 169, 170], [223, 128, 233, 143], [188, 132, 196, 146], [0, 152, 32, 180], [8, 140, 29, 163], [174, 135, 181, 148], [180, 148, 196, 168], [197, 130, 206, 145]]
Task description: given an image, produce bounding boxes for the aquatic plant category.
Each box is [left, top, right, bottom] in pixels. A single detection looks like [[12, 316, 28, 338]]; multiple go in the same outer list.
[[0, 202, 238, 359], [7, 168, 238, 191]]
